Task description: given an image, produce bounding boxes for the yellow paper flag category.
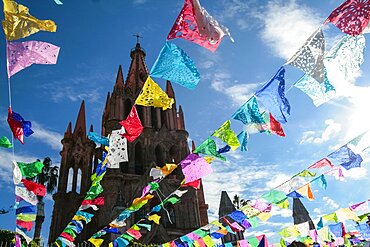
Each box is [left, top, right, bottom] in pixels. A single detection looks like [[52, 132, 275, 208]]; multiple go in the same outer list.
[[203, 235, 215, 247], [88, 238, 104, 247], [72, 215, 85, 222], [257, 212, 272, 221], [276, 199, 290, 209], [148, 214, 161, 224], [2, 0, 57, 41], [159, 164, 177, 176], [135, 76, 174, 110], [336, 208, 360, 222]]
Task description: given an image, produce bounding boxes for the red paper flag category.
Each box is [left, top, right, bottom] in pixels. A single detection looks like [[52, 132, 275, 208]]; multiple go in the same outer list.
[[81, 197, 104, 206], [16, 220, 33, 231], [269, 113, 285, 137], [7, 107, 24, 144], [325, 0, 370, 36], [21, 179, 46, 196], [182, 179, 201, 189], [309, 158, 334, 169], [119, 106, 143, 142], [60, 232, 75, 242]]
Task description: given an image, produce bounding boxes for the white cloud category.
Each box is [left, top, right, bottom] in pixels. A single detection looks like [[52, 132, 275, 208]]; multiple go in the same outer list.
[[257, 0, 323, 59], [323, 196, 339, 210], [266, 173, 291, 189], [32, 122, 63, 151], [342, 166, 368, 180], [210, 71, 260, 106], [300, 119, 341, 144]]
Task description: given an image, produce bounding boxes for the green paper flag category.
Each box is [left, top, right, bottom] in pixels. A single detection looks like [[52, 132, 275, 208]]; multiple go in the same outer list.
[[280, 238, 287, 247], [247, 236, 259, 247], [262, 190, 287, 204], [193, 138, 226, 161], [163, 197, 180, 205], [16, 213, 36, 222], [211, 120, 240, 150], [85, 181, 104, 200], [0, 136, 12, 148], [296, 170, 316, 177], [323, 212, 338, 223], [17, 161, 44, 178]]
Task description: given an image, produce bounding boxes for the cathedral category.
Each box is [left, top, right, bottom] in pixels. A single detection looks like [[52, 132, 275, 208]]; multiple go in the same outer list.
[[48, 41, 211, 245]]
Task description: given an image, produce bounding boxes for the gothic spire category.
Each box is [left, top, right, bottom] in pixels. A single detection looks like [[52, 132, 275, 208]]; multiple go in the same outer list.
[[191, 140, 196, 152], [113, 65, 125, 92], [124, 41, 149, 96], [64, 122, 72, 139], [177, 105, 185, 130], [73, 100, 87, 138], [166, 80, 175, 99], [218, 191, 236, 216]]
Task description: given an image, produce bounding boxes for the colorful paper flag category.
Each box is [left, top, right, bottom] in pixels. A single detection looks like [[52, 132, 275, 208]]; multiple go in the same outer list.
[[7, 107, 33, 144], [287, 28, 325, 82], [2, 0, 57, 40], [237, 130, 249, 152], [232, 96, 266, 127], [327, 145, 363, 170], [135, 76, 174, 110], [21, 179, 46, 196], [296, 184, 314, 200], [255, 67, 290, 123], [262, 190, 287, 204], [167, 0, 232, 52], [7, 41, 60, 78], [325, 0, 370, 36], [211, 120, 240, 150], [88, 132, 109, 146], [193, 138, 226, 161], [119, 106, 143, 142], [0, 136, 12, 148], [150, 42, 200, 89], [107, 127, 128, 168], [308, 158, 334, 169], [17, 160, 44, 178], [180, 153, 212, 183]]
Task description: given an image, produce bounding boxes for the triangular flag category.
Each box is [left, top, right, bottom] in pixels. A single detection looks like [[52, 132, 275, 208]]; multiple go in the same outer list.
[[311, 174, 327, 190], [328, 145, 363, 170], [167, 0, 232, 52], [135, 76, 174, 110], [325, 0, 370, 36], [323, 212, 338, 223], [119, 106, 143, 142], [211, 120, 240, 150], [286, 191, 303, 198], [150, 42, 200, 89], [308, 158, 334, 169], [269, 113, 285, 137], [148, 214, 161, 224], [262, 190, 287, 204], [180, 153, 212, 183], [2, 0, 57, 41], [0, 136, 12, 148], [296, 184, 314, 200], [296, 170, 316, 177], [255, 67, 290, 123], [287, 28, 325, 82], [237, 130, 249, 151], [294, 68, 336, 107], [193, 138, 226, 161], [232, 96, 266, 128]]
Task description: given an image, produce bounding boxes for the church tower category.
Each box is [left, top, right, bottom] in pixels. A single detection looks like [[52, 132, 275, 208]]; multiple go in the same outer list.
[[49, 41, 209, 244]]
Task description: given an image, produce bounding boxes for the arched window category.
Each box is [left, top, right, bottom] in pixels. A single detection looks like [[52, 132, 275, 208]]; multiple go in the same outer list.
[[169, 145, 178, 163], [135, 142, 144, 175], [67, 167, 73, 193], [164, 205, 176, 227], [124, 99, 132, 119], [76, 168, 82, 194], [155, 145, 165, 166]]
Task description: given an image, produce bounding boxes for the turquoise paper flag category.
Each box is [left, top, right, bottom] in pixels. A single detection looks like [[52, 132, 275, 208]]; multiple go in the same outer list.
[[76, 211, 94, 223], [237, 130, 249, 151], [150, 42, 200, 89], [311, 174, 327, 190], [262, 190, 287, 204], [294, 69, 336, 107], [232, 96, 266, 126]]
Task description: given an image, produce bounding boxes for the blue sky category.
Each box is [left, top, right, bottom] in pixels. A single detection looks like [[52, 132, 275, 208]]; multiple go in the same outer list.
[[0, 0, 369, 244]]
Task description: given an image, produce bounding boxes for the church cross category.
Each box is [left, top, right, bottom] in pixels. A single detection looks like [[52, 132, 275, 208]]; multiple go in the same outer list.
[[133, 33, 143, 43]]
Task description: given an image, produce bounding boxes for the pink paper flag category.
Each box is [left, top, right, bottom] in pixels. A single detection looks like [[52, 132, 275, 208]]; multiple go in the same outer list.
[[350, 201, 368, 212], [252, 200, 271, 212], [238, 240, 250, 247], [167, 0, 232, 52], [309, 158, 334, 169], [7, 41, 60, 78], [180, 153, 213, 183], [325, 166, 344, 179]]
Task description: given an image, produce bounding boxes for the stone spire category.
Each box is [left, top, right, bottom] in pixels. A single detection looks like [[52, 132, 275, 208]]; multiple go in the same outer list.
[[293, 198, 315, 230], [165, 80, 175, 99], [124, 41, 149, 96], [177, 105, 185, 130], [73, 100, 86, 139], [63, 122, 72, 139], [114, 65, 125, 92]]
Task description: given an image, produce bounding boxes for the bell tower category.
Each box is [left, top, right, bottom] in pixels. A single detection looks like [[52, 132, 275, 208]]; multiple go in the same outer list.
[[49, 41, 209, 244]]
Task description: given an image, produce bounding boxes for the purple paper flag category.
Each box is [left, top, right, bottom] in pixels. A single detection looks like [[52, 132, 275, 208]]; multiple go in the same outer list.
[[180, 153, 213, 183], [7, 41, 60, 78]]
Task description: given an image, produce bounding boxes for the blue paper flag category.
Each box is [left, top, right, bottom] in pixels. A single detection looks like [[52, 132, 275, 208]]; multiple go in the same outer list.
[[95, 153, 108, 177], [232, 96, 266, 126], [255, 67, 290, 123], [150, 42, 200, 89], [103, 227, 121, 234], [151, 205, 161, 213], [16, 206, 35, 215], [88, 132, 109, 146], [237, 130, 249, 151], [71, 220, 83, 233], [286, 191, 303, 198], [328, 222, 343, 238], [210, 232, 225, 239], [328, 145, 363, 170], [228, 210, 247, 224], [355, 223, 370, 239], [311, 174, 327, 190], [218, 145, 231, 154], [12, 110, 34, 137]]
